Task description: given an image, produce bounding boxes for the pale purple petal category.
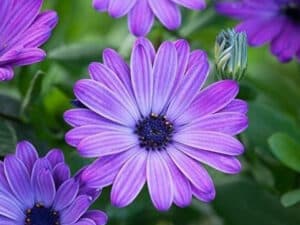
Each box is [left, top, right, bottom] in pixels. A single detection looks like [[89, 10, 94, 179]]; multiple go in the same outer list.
[[52, 163, 71, 187], [108, 0, 137, 17], [74, 79, 136, 127], [84, 210, 108, 225], [0, 66, 13, 81], [0, 48, 45, 66], [174, 131, 244, 156], [219, 99, 248, 114], [171, 0, 206, 9], [131, 38, 154, 116], [45, 149, 64, 168], [111, 151, 147, 207], [93, 0, 109, 11], [0, 193, 24, 220], [147, 151, 173, 211], [152, 41, 178, 114]]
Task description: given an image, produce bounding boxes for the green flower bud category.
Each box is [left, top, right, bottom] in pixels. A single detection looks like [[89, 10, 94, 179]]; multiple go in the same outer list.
[[215, 29, 248, 81]]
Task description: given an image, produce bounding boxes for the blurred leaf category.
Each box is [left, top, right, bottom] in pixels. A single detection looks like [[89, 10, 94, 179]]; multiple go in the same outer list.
[[20, 71, 44, 116], [268, 133, 300, 172], [0, 94, 21, 119], [48, 42, 105, 63], [214, 179, 300, 225], [281, 189, 300, 207], [0, 121, 17, 156]]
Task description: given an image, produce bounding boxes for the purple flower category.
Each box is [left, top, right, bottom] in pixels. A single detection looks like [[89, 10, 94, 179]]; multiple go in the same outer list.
[[0, 141, 107, 225], [0, 0, 58, 81], [64, 38, 248, 211], [93, 0, 206, 36], [216, 0, 300, 62]]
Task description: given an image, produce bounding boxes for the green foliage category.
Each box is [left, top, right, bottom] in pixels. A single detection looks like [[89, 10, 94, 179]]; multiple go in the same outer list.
[[0, 0, 299, 224]]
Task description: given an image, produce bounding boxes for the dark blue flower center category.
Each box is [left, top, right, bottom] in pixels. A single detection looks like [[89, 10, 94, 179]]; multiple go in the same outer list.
[[135, 113, 173, 150], [25, 203, 60, 225], [282, 3, 300, 24]]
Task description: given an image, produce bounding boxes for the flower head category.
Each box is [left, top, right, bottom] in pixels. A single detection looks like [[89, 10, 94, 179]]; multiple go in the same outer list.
[[0, 141, 107, 225], [0, 0, 58, 81], [216, 0, 300, 62], [215, 29, 248, 81], [93, 0, 206, 36], [64, 38, 248, 211]]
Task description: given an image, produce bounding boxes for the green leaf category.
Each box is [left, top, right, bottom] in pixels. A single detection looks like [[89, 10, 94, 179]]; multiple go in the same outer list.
[[0, 121, 17, 156], [268, 133, 300, 172], [213, 179, 300, 225], [281, 189, 300, 207], [0, 94, 21, 119]]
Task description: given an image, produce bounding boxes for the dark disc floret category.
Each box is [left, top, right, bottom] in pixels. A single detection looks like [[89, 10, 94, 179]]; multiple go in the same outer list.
[[25, 203, 60, 225], [282, 3, 300, 24], [135, 113, 174, 151]]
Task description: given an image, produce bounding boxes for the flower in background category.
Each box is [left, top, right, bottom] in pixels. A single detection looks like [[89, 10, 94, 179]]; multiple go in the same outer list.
[[0, 0, 58, 81], [92, 0, 206, 36], [216, 0, 300, 62], [64, 38, 248, 211], [0, 141, 107, 225]]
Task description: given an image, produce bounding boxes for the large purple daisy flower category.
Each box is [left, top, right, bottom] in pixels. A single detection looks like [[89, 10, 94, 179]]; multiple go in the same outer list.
[[93, 0, 206, 36], [0, 141, 107, 225], [216, 0, 300, 62], [0, 0, 58, 81], [64, 38, 248, 211]]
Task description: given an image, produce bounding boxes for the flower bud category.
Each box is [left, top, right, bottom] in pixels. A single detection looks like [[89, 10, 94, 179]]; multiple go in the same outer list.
[[215, 29, 248, 81]]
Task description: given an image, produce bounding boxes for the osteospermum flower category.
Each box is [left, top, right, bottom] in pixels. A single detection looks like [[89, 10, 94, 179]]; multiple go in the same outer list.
[[0, 0, 58, 81], [216, 0, 300, 62], [92, 0, 206, 36], [64, 38, 248, 211], [0, 141, 107, 225]]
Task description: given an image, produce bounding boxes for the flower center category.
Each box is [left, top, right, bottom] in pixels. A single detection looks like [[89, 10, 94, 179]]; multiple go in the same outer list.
[[282, 3, 300, 24], [135, 113, 174, 151], [25, 203, 60, 225]]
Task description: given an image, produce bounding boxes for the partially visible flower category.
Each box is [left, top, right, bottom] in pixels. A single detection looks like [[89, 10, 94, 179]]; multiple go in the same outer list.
[[0, 0, 58, 81], [216, 0, 300, 62], [64, 38, 248, 211], [0, 141, 107, 225], [92, 0, 206, 36], [215, 29, 247, 81]]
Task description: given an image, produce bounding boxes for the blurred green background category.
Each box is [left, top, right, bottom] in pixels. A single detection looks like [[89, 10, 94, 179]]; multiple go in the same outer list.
[[0, 0, 300, 224]]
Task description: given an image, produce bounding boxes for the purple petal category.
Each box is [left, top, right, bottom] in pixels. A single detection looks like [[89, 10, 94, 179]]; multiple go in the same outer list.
[[168, 147, 215, 195], [111, 151, 147, 208], [80, 148, 139, 188], [173, 40, 190, 83], [148, 0, 181, 30], [53, 178, 79, 211], [183, 112, 248, 136], [45, 149, 64, 168], [171, 0, 206, 9], [34, 169, 56, 207], [4, 155, 34, 208], [64, 108, 108, 127], [52, 162, 71, 187], [15, 140, 38, 174], [174, 131, 244, 156], [147, 151, 173, 211], [108, 0, 137, 17], [0, 193, 24, 220], [128, 0, 154, 36], [0, 162, 10, 191], [161, 152, 191, 207], [176, 143, 242, 174], [167, 51, 209, 120], [74, 79, 136, 127], [0, 48, 45, 66], [78, 130, 137, 157], [219, 99, 248, 114], [84, 210, 108, 225], [178, 80, 239, 124], [152, 41, 178, 114], [61, 195, 91, 224], [0, 66, 14, 81], [192, 184, 215, 202], [131, 38, 154, 116]]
